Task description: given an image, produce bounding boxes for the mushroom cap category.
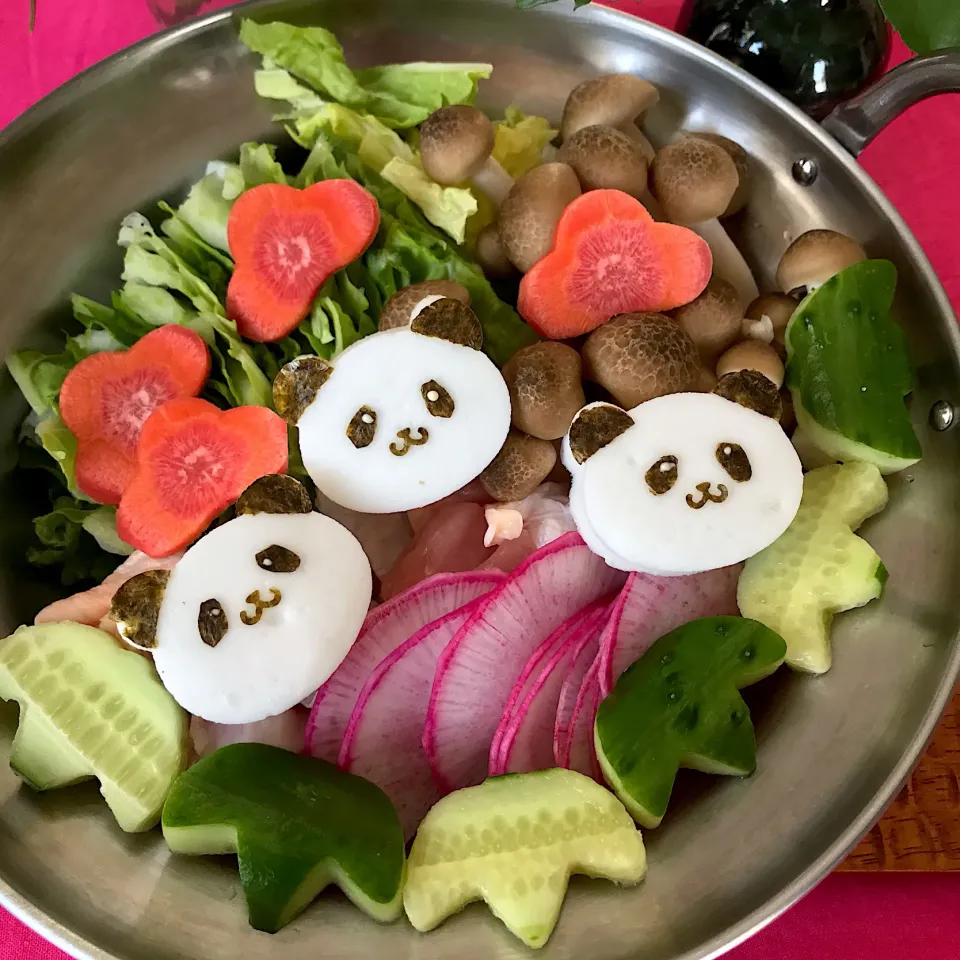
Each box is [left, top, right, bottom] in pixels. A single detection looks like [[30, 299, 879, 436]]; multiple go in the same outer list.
[[714, 369, 783, 420], [716, 339, 784, 388], [581, 312, 702, 408], [420, 105, 495, 186], [561, 74, 660, 142], [480, 429, 558, 502], [744, 293, 798, 357], [651, 138, 739, 225], [776, 230, 867, 295], [557, 124, 649, 200], [671, 277, 744, 363], [687, 132, 749, 217], [475, 223, 516, 279], [378, 280, 471, 331], [502, 341, 586, 440], [499, 162, 582, 273]]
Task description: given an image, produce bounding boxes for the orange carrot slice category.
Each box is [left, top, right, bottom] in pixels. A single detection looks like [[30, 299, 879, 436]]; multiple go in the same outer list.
[[226, 180, 380, 342], [116, 398, 288, 557], [59, 326, 210, 505], [518, 190, 712, 340]]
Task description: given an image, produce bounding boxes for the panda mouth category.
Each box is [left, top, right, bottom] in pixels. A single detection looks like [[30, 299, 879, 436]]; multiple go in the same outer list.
[[686, 482, 730, 510], [389, 427, 430, 457]]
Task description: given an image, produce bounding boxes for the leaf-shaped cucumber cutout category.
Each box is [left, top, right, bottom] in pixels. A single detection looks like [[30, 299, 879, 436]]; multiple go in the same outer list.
[[785, 259, 921, 474], [162, 743, 405, 932], [595, 616, 786, 828]]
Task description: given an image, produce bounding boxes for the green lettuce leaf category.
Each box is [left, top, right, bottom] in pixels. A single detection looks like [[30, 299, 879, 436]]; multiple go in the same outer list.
[[240, 19, 491, 128], [34, 413, 83, 498], [293, 102, 477, 242], [29, 496, 125, 586], [254, 60, 327, 118], [6, 351, 73, 417]]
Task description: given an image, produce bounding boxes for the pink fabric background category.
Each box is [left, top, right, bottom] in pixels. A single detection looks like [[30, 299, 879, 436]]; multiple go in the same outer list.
[[1, 0, 959, 957]]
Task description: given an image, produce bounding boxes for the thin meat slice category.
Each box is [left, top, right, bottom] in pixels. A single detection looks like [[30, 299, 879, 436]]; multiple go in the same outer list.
[[496, 600, 610, 776], [34, 549, 182, 628], [339, 596, 488, 840], [189, 707, 307, 762], [380, 502, 493, 601], [424, 532, 626, 793], [305, 571, 504, 763], [598, 565, 741, 697]]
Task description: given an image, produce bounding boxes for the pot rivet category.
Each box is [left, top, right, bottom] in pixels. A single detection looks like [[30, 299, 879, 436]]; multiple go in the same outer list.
[[792, 158, 819, 186], [930, 400, 955, 432]]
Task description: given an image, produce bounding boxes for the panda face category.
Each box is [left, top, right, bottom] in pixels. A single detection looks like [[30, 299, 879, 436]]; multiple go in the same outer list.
[[292, 326, 511, 514], [564, 393, 803, 576], [130, 510, 371, 724]]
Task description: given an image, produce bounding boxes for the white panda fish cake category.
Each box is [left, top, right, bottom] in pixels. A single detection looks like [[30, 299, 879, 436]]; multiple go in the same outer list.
[[563, 393, 803, 576], [111, 479, 372, 724], [274, 299, 511, 514]]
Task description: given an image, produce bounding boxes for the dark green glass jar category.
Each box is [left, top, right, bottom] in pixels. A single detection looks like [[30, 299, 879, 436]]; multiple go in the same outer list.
[[678, 0, 890, 117]]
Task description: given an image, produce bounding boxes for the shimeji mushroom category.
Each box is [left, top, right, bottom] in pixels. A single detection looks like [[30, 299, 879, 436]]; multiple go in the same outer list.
[[379, 280, 471, 331], [687, 133, 750, 216], [561, 74, 660, 164], [776, 230, 867, 297], [474, 223, 516, 279], [557, 124, 649, 200], [743, 293, 798, 358], [716, 339, 785, 389], [498, 163, 582, 273], [420, 105, 514, 206], [672, 277, 744, 365], [651, 137, 760, 308]]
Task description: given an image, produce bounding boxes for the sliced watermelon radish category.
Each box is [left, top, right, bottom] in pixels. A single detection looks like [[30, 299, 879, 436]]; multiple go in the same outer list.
[[59, 326, 210, 505], [115, 398, 288, 557], [553, 613, 606, 768], [226, 180, 379, 342], [424, 532, 626, 793], [494, 600, 611, 777], [305, 571, 504, 763], [563, 652, 604, 781], [597, 565, 741, 698], [338, 592, 494, 840], [488, 598, 606, 775], [517, 189, 711, 340]]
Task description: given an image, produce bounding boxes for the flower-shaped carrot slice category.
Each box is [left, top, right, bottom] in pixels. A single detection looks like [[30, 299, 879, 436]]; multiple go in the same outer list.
[[59, 326, 210, 505], [116, 398, 288, 557], [226, 181, 380, 342], [518, 190, 712, 340]]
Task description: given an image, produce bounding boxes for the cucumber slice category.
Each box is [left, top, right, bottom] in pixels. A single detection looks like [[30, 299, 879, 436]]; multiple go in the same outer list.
[[162, 743, 405, 933], [403, 768, 646, 949], [594, 616, 786, 829], [0, 622, 186, 832], [785, 259, 921, 475], [738, 462, 888, 674]]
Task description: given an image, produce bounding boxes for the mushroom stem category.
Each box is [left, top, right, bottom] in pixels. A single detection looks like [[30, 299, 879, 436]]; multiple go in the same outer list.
[[471, 157, 514, 207], [687, 218, 759, 308]]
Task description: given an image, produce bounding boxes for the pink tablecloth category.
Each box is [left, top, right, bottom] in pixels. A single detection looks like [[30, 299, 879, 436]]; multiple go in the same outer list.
[[2, 1, 960, 958]]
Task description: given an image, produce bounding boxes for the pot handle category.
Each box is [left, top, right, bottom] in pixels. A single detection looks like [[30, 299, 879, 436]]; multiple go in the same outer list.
[[822, 49, 960, 157]]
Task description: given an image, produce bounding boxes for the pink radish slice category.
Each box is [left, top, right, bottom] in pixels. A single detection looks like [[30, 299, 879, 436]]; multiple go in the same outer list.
[[305, 571, 504, 762], [488, 601, 597, 775], [552, 616, 605, 767], [338, 594, 491, 840], [497, 601, 611, 776], [597, 564, 741, 698], [424, 532, 627, 793], [564, 653, 604, 782]]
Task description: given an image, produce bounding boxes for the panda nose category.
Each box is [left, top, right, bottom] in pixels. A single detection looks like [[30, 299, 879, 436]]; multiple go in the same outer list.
[[686, 481, 729, 510], [389, 426, 430, 457]]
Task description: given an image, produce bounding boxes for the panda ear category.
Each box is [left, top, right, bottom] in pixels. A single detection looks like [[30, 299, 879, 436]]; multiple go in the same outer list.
[[108, 570, 170, 650], [235, 475, 313, 517], [713, 370, 783, 421], [273, 356, 334, 425], [566, 402, 635, 466], [410, 298, 483, 351]]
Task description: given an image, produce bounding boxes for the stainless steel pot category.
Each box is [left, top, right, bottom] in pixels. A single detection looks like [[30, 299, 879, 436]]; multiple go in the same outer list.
[[0, 2, 959, 958]]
